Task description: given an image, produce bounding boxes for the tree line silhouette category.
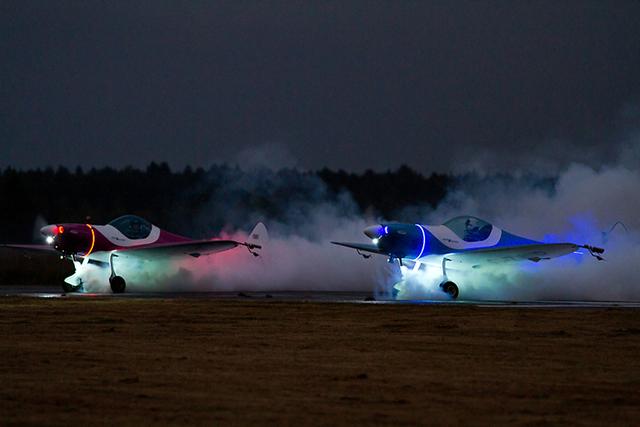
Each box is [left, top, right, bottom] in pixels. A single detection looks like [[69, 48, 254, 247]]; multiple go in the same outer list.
[[0, 163, 452, 242]]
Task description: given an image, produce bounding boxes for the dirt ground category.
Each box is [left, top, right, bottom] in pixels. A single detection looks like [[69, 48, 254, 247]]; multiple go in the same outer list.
[[1, 298, 639, 426]]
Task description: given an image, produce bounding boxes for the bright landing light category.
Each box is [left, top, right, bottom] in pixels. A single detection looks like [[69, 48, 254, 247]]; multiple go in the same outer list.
[[46, 236, 54, 244], [372, 238, 379, 245]]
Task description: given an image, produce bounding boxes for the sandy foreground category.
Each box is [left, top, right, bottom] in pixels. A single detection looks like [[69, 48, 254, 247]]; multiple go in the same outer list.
[[1, 297, 639, 426]]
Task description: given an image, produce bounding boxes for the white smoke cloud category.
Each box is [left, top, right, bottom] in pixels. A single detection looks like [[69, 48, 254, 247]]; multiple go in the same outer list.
[[74, 191, 391, 294], [396, 156, 640, 301], [74, 134, 640, 301]]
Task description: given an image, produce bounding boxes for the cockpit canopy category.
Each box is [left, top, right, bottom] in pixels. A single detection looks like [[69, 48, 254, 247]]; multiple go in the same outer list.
[[443, 216, 493, 242], [108, 215, 152, 239]]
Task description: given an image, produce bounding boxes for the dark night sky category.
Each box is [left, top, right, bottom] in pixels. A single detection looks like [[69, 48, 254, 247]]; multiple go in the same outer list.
[[2, 1, 640, 173]]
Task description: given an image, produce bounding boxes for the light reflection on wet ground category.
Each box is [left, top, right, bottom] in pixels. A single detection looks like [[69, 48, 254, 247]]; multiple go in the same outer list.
[[2, 285, 640, 308]]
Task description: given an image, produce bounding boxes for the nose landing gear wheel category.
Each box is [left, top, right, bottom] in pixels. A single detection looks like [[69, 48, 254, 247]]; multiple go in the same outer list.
[[109, 276, 126, 294], [62, 282, 82, 293], [441, 281, 459, 299]]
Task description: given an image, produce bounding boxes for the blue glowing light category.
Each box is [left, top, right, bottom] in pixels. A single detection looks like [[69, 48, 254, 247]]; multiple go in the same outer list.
[[414, 224, 426, 260], [384, 226, 389, 235]]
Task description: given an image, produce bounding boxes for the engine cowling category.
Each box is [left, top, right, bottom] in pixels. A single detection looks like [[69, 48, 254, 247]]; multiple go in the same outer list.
[[366, 223, 428, 260], [41, 223, 94, 256]]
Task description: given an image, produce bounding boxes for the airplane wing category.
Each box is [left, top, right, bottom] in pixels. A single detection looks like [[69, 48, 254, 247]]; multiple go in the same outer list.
[[331, 241, 387, 255], [445, 243, 579, 265], [113, 239, 248, 260], [0, 243, 57, 253]]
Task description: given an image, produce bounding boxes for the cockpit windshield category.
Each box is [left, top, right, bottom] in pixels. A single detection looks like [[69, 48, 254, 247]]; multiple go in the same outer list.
[[443, 216, 493, 242], [108, 215, 152, 239]]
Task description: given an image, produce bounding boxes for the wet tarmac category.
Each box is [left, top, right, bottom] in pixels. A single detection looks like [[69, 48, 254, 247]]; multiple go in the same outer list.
[[3, 285, 640, 425], [2, 285, 640, 308]]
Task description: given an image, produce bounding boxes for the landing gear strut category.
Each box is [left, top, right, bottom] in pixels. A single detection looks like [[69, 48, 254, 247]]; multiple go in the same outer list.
[[62, 255, 84, 293], [439, 257, 459, 299], [108, 252, 126, 294]]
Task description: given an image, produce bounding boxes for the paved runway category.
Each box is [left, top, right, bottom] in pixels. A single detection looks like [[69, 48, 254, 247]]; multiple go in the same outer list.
[[2, 285, 640, 308]]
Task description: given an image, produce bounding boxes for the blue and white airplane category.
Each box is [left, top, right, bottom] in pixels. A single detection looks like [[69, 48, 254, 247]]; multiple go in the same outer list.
[[332, 216, 604, 299]]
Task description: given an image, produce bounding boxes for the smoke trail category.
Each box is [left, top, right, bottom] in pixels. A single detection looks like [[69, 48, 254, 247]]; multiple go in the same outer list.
[[395, 159, 640, 301], [76, 151, 392, 293], [76, 134, 640, 300]]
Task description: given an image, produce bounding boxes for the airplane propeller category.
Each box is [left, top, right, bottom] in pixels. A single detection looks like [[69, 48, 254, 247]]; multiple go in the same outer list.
[[32, 214, 49, 242]]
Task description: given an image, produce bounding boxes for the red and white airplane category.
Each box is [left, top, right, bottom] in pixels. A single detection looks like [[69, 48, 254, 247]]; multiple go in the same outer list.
[[2, 215, 267, 293]]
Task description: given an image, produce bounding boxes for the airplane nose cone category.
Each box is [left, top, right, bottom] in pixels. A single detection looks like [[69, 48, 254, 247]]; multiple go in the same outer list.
[[364, 225, 384, 239]]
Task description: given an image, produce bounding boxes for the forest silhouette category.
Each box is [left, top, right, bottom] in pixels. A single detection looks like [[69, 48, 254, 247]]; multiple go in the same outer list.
[[0, 163, 452, 242], [1, 161, 560, 242]]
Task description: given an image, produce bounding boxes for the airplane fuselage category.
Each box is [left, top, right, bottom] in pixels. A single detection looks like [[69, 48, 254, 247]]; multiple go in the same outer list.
[[42, 218, 190, 257], [334, 215, 605, 299], [366, 221, 541, 262], [23, 215, 266, 294]]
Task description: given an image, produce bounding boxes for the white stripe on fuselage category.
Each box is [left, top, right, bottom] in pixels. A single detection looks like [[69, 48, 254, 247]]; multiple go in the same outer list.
[[93, 225, 161, 247], [423, 225, 502, 250]]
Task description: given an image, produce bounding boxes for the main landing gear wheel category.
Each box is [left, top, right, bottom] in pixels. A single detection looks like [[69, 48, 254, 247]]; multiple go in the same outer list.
[[441, 281, 459, 299], [109, 276, 126, 294]]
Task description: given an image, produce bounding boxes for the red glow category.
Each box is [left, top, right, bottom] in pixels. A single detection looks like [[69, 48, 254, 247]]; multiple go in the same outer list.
[[57, 225, 64, 234]]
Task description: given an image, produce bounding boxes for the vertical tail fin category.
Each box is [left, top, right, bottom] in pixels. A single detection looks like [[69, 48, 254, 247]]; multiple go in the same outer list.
[[244, 222, 268, 256]]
